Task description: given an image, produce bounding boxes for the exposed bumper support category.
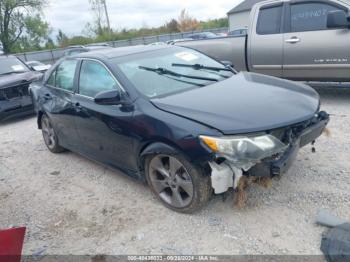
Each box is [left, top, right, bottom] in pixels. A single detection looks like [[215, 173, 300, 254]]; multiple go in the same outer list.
[[250, 116, 329, 177], [209, 113, 330, 194], [209, 162, 242, 194]]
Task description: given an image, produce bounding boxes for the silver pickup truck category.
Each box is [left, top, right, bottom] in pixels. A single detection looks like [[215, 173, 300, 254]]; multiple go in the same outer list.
[[179, 0, 350, 86]]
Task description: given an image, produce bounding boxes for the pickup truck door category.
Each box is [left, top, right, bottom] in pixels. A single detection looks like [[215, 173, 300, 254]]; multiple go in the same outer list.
[[249, 3, 284, 77], [283, 0, 350, 81]]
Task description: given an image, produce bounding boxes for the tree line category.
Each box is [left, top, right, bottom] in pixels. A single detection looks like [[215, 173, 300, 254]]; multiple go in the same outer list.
[[0, 0, 228, 54]]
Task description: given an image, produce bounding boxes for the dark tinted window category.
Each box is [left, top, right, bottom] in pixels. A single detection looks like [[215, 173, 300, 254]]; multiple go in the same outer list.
[[257, 5, 283, 34], [291, 3, 343, 32], [79, 60, 117, 97], [55, 60, 78, 91]]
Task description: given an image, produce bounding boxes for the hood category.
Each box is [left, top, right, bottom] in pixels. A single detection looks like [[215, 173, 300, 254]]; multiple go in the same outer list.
[[0, 71, 42, 89], [151, 72, 320, 134]]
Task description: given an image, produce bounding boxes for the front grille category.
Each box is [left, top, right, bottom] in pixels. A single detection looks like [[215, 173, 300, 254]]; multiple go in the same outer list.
[[0, 82, 30, 100]]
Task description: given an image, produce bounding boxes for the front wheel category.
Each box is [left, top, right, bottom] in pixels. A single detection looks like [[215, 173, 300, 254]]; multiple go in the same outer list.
[[145, 153, 211, 213], [41, 114, 65, 153]]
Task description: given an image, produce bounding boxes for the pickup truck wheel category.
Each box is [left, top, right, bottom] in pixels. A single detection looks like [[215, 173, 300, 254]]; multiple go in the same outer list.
[[41, 115, 65, 153], [145, 153, 211, 213]]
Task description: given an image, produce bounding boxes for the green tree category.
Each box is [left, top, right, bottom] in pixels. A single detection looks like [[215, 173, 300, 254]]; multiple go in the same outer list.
[[56, 29, 68, 47], [177, 9, 199, 32], [0, 0, 47, 53], [45, 37, 55, 49], [15, 14, 50, 51], [87, 0, 111, 38], [165, 19, 179, 33], [200, 18, 228, 30]]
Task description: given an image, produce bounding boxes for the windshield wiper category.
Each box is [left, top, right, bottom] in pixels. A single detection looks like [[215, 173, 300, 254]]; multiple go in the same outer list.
[[172, 63, 233, 72], [139, 66, 219, 82]]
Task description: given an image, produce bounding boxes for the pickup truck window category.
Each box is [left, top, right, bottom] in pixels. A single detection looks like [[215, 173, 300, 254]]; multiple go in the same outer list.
[[291, 2, 343, 32], [257, 5, 283, 35]]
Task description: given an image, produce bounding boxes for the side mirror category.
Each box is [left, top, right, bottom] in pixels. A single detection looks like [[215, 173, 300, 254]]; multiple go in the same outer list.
[[94, 90, 122, 105], [327, 10, 350, 29]]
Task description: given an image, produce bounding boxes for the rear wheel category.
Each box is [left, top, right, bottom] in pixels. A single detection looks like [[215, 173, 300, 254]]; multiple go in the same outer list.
[[41, 114, 65, 153], [145, 153, 211, 213]]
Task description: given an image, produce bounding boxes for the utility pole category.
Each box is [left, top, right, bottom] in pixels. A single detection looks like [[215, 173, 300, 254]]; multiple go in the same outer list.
[[102, 0, 111, 32]]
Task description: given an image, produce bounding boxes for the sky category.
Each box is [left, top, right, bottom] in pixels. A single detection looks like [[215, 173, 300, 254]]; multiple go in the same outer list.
[[44, 0, 243, 36]]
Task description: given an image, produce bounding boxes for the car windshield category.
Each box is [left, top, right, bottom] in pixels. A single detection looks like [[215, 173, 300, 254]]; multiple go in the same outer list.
[[116, 48, 234, 98], [0, 57, 30, 75]]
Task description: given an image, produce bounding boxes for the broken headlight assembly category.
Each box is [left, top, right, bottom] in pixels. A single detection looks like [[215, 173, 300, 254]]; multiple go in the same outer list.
[[200, 134, 288, 170]]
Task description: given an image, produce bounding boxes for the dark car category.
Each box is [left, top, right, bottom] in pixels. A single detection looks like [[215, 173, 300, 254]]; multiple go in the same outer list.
[[228, 29, 248, 37], [64, 44, 113, 57], [187, 32, 218, 40], [0, 56, 42, 121], [31, 45, 329, 213]]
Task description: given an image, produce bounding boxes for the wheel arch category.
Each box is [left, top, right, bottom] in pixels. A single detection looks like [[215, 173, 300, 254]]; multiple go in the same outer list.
[[138, 140, 188, 174], [37, 111, 45, 129], [137, 139, 211, 179]]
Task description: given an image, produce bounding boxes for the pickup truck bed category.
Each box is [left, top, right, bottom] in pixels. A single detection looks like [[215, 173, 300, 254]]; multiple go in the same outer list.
[[178, 36, 248, 72], [178, 0, 350, 85]]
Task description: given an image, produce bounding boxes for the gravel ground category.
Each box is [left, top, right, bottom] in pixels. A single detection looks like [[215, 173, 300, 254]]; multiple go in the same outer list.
[[0, 87, 349, 256]]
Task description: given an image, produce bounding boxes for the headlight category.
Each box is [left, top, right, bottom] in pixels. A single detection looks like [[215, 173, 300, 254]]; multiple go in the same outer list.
[[200, 134, 287, 165]]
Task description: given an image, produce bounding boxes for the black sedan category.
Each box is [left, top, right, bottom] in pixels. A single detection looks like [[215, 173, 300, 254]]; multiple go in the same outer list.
[[0, 56, 42, 121], [31, 45, 329, 213]]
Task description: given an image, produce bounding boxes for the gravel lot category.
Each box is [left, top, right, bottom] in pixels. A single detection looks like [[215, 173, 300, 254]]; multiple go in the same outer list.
[[0, 87, 349, 256]]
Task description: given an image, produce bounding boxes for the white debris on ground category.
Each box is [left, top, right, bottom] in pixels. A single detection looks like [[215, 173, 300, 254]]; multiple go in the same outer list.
[[0, 87, 349, 255]]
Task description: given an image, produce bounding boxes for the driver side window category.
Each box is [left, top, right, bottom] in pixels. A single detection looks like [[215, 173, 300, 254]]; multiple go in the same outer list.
[[79, 60, 118, 98]]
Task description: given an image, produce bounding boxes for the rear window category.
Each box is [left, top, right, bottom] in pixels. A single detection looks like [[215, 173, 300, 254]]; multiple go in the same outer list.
[[257, 5, 283, 35]]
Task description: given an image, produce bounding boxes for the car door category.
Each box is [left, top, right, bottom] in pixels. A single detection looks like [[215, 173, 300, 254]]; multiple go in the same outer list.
[[72, 59, 136, 173], [283, 0, 350, 81], [249, 3, 284, 77], [43, 59, 80, 149]]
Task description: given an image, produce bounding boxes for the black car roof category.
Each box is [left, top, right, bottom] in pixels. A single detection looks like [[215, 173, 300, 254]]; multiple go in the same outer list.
[[74, 45, 174, 60]]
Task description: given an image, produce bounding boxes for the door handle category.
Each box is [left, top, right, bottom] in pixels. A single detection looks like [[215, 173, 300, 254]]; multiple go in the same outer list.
[[74, 102, 82, 109], [43, 93, 52, 100], [285, 37, 300, 44]]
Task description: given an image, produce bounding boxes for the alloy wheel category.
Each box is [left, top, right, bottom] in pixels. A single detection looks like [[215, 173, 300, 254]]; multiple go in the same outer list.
[[42, 116, 56, 150], [148, 154, 194, 208]]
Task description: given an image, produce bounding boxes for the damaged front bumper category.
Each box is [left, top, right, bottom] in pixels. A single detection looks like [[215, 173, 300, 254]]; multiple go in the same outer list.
[[208, 111, 330, 194], [0, 98, 34, 121]]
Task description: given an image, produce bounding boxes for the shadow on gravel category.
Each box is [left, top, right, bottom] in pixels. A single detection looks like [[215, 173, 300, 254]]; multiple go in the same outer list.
[[0, 114, 35, 127], [314, 87, 350, 103]]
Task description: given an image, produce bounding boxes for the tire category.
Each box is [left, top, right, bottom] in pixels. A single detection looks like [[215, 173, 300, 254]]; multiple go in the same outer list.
[[145, 152, 212, 213], [41, 114, 66, 153]]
